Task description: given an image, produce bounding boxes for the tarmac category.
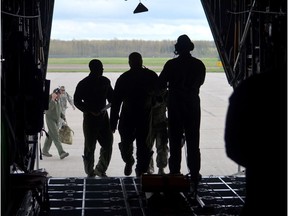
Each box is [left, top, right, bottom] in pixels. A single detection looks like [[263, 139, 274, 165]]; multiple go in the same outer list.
[[36, 72, 242, 178]]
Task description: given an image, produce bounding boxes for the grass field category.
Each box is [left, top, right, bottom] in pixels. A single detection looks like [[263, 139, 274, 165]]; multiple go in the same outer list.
[[47, 57, 224, 73]]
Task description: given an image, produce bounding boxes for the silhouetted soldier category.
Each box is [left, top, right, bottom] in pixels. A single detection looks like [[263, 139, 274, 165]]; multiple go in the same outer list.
[[159, 34, 206, 193], [110, 52, 159, 177], [74, 59, 113, 177]]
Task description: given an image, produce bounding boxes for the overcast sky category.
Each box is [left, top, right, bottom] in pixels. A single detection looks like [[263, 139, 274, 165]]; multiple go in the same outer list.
[[51, 0, 214, 41]]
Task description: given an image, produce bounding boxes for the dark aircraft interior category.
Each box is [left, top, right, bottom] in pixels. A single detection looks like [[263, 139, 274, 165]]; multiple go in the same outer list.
[[1, 0, 287, 215]]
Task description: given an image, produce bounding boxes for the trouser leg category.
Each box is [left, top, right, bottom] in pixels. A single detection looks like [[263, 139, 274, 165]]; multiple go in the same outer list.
[[118, 122, 135, 165], [136, 113, 154, 174], [96, 119, 113, 173], [135, 129, 153, 174], [42, 136, 52, 153], [45, 118, 65, 156], [155, 127, 168, 169], [168, 121, 183, 174], [148, 130, 156, 173], [118, 141, 135, 165], [83, 119, 97, 176], [185, 105, 201, 180], [148, 157, 154, 173], [185, 137, 201, 179]]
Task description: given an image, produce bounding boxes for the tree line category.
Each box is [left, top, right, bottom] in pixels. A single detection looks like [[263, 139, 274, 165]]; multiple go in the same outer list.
[[48, 39, 219, 58]]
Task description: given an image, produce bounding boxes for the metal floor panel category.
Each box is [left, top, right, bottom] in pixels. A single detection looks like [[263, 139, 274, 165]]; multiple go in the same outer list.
[[47, 175, 245, 216]]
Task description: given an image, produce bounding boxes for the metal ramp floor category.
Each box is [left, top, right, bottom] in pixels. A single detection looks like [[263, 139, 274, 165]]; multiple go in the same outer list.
[[47, 175, 246, 216]]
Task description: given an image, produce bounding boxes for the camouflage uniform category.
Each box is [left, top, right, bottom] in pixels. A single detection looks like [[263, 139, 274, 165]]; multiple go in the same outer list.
[[42, 93, 68, 158], [148, 90, 169, 174]]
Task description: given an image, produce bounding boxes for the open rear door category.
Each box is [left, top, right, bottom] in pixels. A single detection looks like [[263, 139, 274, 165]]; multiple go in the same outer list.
[[200, 0, 287, 87]]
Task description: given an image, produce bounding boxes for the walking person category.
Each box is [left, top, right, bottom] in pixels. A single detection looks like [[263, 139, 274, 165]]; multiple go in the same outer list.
[[147, 89, 169, 175], [110, 52, 159, 177], [159, 34, 206, 193], [59, 85, 75, 128], [74, 59, 114, 177], [42, 88, 69, 159]]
